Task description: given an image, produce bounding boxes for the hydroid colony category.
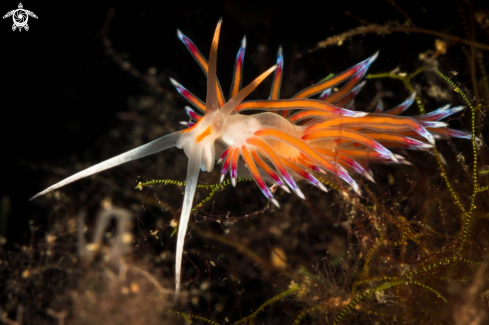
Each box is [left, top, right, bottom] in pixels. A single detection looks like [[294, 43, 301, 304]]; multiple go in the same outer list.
[[30, 19, 470, 294]]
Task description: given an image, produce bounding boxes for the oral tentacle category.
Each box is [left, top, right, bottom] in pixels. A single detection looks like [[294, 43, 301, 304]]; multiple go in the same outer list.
[[29, 131, 182, 201]]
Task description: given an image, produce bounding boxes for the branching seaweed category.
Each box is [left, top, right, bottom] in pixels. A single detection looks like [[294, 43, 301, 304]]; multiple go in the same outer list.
[[289, 63, 488, 324], [136, 178, 254, 213]]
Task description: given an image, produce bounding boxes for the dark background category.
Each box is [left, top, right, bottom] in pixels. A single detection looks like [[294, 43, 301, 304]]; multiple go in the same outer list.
[[0, 0, 483, 243], [2, 1, 489, 324]]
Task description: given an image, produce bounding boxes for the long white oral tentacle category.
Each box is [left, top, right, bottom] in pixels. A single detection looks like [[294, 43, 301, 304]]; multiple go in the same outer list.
[[29, 131, 182, 201]]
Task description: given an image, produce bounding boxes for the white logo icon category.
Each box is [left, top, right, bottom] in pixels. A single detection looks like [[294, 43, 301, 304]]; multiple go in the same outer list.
[[3, 3, 37, 32]]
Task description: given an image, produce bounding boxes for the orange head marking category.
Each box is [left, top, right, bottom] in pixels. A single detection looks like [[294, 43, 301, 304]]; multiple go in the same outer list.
[[196, 126, 212, 143]]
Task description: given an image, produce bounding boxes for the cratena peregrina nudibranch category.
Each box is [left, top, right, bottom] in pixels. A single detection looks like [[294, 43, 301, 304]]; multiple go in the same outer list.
[[31, 19, 471, 295]]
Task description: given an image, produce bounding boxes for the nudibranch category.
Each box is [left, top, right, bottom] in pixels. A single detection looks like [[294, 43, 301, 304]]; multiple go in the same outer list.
[[30, 19, 470, 295]]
